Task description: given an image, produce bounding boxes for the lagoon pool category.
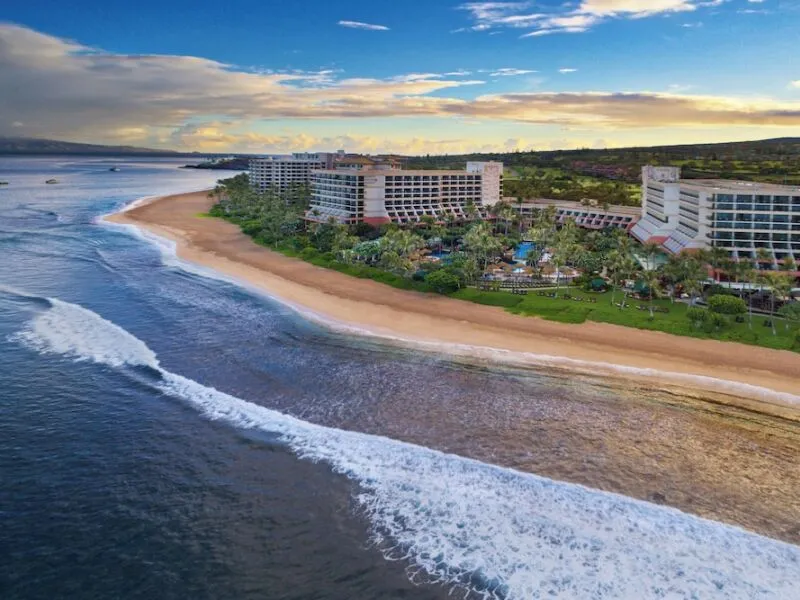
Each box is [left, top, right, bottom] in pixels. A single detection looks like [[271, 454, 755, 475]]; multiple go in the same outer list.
[[514, 241, 535, 262]]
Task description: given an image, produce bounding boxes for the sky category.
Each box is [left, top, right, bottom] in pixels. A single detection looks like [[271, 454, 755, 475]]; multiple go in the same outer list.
[[1, 0, 800, 155]]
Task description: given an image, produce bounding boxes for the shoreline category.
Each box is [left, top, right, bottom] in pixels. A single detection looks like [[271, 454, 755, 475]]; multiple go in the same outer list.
[[104, 190, 800, 412]]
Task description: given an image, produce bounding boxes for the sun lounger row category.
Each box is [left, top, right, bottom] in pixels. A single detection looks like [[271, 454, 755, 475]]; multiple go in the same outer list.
[[537, 292, 598, 303]]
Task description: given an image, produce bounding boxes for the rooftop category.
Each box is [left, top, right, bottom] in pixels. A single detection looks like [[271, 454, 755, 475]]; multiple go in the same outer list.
[[314, 168, 487, 176], [680, 178, 800, 195], [335, 156, 377, 166], [517, 198, 641, 216], [251, 156, 324, 163]]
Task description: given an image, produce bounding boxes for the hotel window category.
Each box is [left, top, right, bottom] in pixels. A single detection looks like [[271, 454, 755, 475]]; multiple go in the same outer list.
[[715, 194, 734, 210], [754, 214, 770, 226], [755, 196, 771, 211], [735, 195, 753, 210]]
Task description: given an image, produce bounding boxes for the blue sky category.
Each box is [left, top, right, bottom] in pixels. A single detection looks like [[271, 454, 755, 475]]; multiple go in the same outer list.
[[2, 0, 799, 153]]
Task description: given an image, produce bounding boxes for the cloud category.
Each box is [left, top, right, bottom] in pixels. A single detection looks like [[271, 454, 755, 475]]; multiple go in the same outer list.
[[337, 20, 390, 31], [3, 24, 800, 152], [559, 68, 578, 74], [491, 67, 537, 76], [790, 81, 800, 89], [459, 0, 729, 37], [169, 129, 543, 155], [578, 0, 697, 17]]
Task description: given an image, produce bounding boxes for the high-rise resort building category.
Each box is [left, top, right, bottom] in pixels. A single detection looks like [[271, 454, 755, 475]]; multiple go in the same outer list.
[[631, 166, 800, 263], [249, 152, 340, 193], [307, 158, 504, 225]]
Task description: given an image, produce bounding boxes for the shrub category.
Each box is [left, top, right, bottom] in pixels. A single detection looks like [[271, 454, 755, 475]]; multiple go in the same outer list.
[[240, 220, 262, 236], [299, 246, 319, 260], [425, 270, 461, 294], [572, 273, 591, 289], [706, 284, 731, 297], [686, 306, 708, 328], [351, 222, 379, 239], [707, 312, 729, 331], [708, 294, 746, 316]]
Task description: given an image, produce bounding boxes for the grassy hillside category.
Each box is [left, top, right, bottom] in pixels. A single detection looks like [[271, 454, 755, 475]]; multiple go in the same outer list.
[[406, 137, 800, 186], [0, 137, 186, 156]]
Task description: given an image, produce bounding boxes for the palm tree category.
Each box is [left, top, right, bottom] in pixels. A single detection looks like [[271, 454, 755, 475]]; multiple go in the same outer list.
[[382, 229, 425, 259], [463, 222, 502, 271], [428, 222, 447, 254], [780, 255, 797, 274], [551, 220, 578, 294], [721, 256, 736, 290], [683, 271, 704, 308], [641, 241, 662, 273], [379, 250, 414, 278], [608, 250, 635, 309], [464, 200, 479, 222], [778, 302, 800, 332], [643, 268, 661, 319], [732, 258, 755, 327], [662, 253, 686, 303], [707, 246, 729, 283], [756, 247, 773, 272], [751, 266, 769, 329], [768, 272, 794, 334], [498, 203, 515, 236]]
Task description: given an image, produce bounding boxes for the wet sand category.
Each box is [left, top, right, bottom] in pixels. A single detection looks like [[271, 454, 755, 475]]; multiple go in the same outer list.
[[106, 190, 800, 409]]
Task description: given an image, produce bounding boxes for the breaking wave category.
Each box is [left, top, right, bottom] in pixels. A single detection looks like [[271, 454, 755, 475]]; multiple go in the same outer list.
[[9, 292, 800, 599]]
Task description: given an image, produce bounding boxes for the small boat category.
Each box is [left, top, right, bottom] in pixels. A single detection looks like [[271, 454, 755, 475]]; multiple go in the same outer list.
[[109, 167, 121, 172], [45, 179, 58, 184], [0, 181, 8, 186]]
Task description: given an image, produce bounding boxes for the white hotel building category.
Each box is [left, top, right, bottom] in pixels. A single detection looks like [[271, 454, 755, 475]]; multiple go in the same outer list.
[[249, 152, 339, 192], [631, 166, 800, 263], [307, 158, 504, 225], [513, 199, 639, 231]]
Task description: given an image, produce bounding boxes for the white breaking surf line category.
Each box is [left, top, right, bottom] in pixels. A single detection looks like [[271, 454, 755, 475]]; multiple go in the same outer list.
[[11, 295, 800, 600]]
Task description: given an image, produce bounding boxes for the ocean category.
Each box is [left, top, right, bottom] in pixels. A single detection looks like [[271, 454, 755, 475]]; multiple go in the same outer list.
[[1, 156, 799, 600]]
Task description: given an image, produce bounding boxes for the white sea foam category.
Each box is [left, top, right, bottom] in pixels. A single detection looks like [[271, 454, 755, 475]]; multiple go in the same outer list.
[[14, 298, 158, 368], [100, 219, 800, 409], [13, 297, 800, 599]]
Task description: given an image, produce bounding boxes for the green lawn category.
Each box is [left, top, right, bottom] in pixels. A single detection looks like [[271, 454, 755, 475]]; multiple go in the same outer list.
[[451, 289, 800, 351], [211, 212, 799, 353]]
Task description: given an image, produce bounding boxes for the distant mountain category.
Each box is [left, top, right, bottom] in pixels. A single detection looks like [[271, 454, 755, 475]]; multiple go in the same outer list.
[[0, 137, 193, 156]]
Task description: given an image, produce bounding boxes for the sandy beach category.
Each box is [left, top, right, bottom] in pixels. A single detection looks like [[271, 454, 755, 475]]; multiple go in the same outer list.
[[106, 190, 800, 410]]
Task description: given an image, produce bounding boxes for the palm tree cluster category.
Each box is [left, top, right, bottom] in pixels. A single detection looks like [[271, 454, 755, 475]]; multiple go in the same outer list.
[[208, 174, 798, 333]]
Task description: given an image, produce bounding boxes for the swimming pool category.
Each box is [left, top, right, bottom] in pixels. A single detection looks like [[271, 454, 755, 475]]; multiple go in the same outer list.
[[514, 241, 535, 262]]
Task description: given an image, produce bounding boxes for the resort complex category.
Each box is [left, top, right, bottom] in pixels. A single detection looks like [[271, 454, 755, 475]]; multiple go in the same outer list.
[[631, 166, 800, 263], [208, 155, 800, 355], [307, 158, 503, 225], [249, 152, 340, 192]]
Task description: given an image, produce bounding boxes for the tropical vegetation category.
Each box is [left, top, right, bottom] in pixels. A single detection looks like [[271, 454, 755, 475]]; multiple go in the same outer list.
[[207, 174, 800, 353]]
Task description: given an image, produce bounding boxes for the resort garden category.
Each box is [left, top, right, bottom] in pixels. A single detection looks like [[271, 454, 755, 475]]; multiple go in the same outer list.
[[208, 174, 800, 352]]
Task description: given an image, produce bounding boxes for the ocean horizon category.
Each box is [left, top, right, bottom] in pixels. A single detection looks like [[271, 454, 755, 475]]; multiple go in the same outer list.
[[2, 156, 799, 600]]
